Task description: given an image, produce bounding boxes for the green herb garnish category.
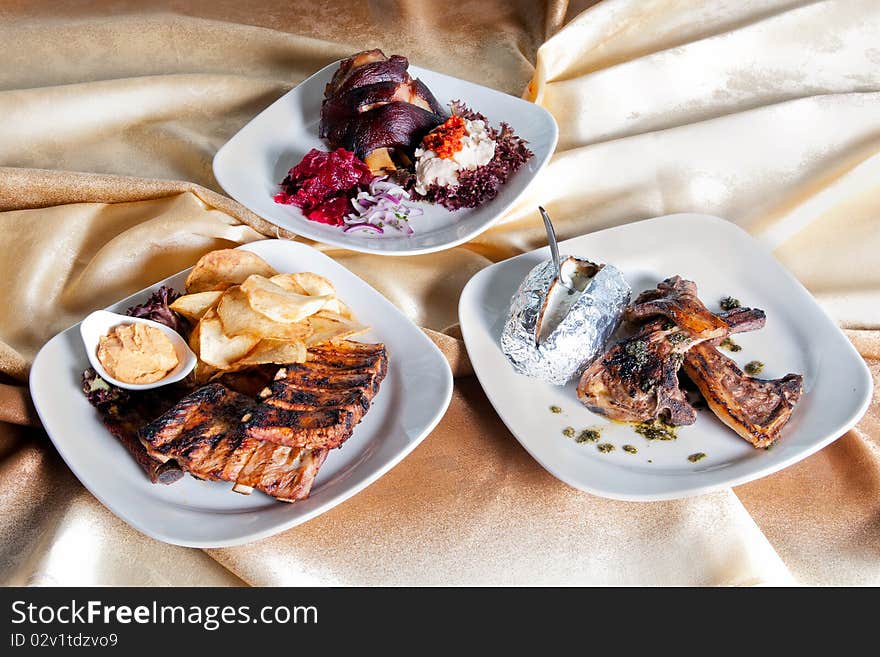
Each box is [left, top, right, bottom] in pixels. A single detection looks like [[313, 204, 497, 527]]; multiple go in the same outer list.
[[576, 429, 601, 444], [720, 296, 741, 311], [744, 360, 764, 375], [719, 337, 742, 352], [633, 418, 678, 441]]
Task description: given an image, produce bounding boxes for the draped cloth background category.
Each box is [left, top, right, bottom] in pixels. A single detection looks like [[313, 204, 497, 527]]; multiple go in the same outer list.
[[1, 0, 878, 585]]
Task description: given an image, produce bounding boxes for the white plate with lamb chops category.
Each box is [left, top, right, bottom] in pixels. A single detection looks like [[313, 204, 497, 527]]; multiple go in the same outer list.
[[212, 53, 557, 256], [459, 213, 873, 501], [29, 240, 453, 547]]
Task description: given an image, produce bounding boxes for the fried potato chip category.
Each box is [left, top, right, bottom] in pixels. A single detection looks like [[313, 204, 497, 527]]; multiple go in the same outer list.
[[323, 298, 355, 320], [271, 273, 354, 319], [270, 272, 336, 297], [229, 338, 308, 367], [216, 286, 313, 341], [185, 249, 278, 293], [188, 317, 203, 353], [198, 309, 259, 368], [169, 290, 223, 322], [304, 312, 368, 347], [187, 319, 219, 382], [241, 275, 331, 324]]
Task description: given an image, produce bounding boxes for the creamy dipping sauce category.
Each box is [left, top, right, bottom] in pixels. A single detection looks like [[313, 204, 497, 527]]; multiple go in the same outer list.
[[97, 323, 179, 384]]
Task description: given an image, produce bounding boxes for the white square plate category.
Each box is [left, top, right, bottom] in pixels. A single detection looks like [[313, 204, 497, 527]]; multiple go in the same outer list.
[[213, 59, 557, 256], [30, 240, 453, 547], [458, 214, 873, 501]]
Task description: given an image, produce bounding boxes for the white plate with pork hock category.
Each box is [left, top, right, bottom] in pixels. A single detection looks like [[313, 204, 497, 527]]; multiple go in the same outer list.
[[214, 50, 557, 256]]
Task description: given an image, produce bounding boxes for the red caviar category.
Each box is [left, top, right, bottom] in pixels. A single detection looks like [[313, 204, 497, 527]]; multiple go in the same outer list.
[[422, 115, 466, 159]]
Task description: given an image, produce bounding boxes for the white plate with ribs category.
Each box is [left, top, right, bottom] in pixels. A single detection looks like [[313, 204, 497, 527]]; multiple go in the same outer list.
[[459, 214, 873, 501], [30, 240, 453, 547]]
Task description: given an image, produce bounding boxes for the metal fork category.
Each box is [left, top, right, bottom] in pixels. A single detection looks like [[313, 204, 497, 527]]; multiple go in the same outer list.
[[539, 206, 575, 294]]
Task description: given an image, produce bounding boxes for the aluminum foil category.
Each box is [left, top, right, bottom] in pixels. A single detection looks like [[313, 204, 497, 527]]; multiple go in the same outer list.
[[501, 257, 631, 385]]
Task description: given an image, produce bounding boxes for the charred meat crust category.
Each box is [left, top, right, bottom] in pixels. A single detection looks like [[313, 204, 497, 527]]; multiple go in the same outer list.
[[577, 319, 697, 425], [244, 406, 357, 449], [139, 383, 328, 502], [140, 384, 251, 460], [249, 342, 388, 449]]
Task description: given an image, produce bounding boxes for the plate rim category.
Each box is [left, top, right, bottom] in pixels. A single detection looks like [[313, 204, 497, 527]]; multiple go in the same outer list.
[[212, 58, 559, 257], [458, 213, 874, 501], [29, 239, 454, 547]]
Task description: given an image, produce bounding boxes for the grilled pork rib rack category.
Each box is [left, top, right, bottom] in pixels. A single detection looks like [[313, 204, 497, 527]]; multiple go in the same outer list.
[[246, 341, 387, 449], [319, 49, 446, 172], [138, 341, 387, 502], [577, 277, 802, 447]]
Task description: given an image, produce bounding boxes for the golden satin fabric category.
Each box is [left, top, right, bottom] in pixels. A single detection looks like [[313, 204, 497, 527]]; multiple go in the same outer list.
[[1, 0, 878, 586]]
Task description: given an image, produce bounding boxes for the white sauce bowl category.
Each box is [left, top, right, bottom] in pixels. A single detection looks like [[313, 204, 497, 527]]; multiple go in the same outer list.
[[80, 310, 196, 390]]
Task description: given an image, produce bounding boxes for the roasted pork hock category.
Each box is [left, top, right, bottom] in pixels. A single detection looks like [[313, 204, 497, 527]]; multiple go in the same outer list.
[[319, 49, 445, 173]]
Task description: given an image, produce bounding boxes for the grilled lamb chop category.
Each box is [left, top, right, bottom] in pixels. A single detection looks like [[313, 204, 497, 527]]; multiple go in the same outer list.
[[579, 274, 803, 445], [682, 344, 803, 448], [625, 276, 729, 339], [576, 319, 701, 425], [577, 295, 766, 424]]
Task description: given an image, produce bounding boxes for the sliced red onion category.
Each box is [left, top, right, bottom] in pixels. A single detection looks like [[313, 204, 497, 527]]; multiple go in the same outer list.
[[344, 176, 421, 236], [344, 223, 384, 234]]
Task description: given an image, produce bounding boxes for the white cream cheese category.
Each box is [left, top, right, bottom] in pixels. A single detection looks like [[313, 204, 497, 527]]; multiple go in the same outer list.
[[413, 119, 496, 195]]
